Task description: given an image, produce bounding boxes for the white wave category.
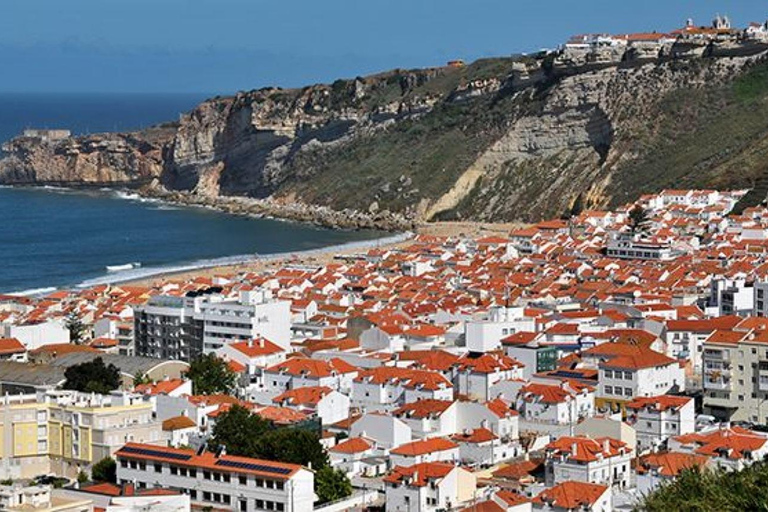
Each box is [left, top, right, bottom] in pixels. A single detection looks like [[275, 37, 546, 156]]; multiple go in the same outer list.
[[76, 231, 414, 288], [9, 287, 56, 297]]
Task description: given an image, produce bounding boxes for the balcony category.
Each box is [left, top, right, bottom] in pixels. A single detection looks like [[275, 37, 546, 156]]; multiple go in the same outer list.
[[703, 349, 730, 362], [704, 377, 732, 391]]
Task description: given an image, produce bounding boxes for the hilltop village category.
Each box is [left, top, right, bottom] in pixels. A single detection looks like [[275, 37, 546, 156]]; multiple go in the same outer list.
[[4, 183, 768, 511]]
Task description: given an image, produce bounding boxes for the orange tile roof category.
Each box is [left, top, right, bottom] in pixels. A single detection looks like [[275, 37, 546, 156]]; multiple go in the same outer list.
[[135, 378, 187, 396], [115, 442, 301, 480], [330, 437, 374, 454], [451, 427, 497, 444], [272, 386, 333, 407], [546, 436, 630, 463], [390, 437, 458, 456], [229, 338, 285, 357], [392, 399, 454, 419], [626, 395, 692, 412], [0, 337, 25, 355], [383, 462, 455, 487], [638, 451, 709, 477], [162, 415, 197, 431], [533, 481, 608, 509]]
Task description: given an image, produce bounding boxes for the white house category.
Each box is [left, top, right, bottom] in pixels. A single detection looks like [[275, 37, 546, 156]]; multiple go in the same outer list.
[[350, 413, 412, 450], [532, 481, 611, 512], [351, 367, 453, 411], [384, 462, 476, 512], [625, 395, 695, 453], [389, 437, 460, 468], [271, 386, 350, 425], [544, 436, 633, 489], [516, 382, 595, 425], [455, 353, 525, 401]]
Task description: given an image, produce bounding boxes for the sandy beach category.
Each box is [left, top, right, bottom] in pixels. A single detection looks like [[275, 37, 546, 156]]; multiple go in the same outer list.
[[121, 221, 521, 288]]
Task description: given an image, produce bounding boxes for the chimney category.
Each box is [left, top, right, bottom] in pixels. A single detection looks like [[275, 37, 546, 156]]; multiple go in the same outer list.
[[571, 442, 578, 455], [259, 338, 264, 348], [603, 439, 610, 453], [248, 339, 254, 348]]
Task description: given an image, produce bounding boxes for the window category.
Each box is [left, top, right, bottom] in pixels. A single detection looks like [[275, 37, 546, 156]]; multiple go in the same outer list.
[[203, 471, 211, 480], [189, 469, 197, 478], [223, 474, 231, 483], [170, 466, 178, 476], [154, 463, 162, 473], [190, 490, 197, 499], [276, 504, 284, 512], [276, 481, 284, 490], [256, 500, 264, 509], [624, 387, 632, 396], [624, 371, 632, 380], [605, 386, 613, 395], [604, 370, 613, 379], [240, 500, 248, 512], [239, 475, 247, 485], [266, 480, 275, 489], [121, 460, 128, 468], [203, 492, 211, 501]]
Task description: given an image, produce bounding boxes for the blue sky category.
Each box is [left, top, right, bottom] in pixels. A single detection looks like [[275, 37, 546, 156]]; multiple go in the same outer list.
[[1, 0, 765, 93]]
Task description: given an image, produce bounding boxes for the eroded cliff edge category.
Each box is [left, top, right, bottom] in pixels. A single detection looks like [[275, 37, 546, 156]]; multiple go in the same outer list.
[[4, 52, 768, 229]]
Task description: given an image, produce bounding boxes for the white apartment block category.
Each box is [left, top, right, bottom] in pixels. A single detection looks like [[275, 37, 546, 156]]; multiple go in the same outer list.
[[625, 395, 695, 453], [544, 436, 634, 489], [115, 443, 314, 512]]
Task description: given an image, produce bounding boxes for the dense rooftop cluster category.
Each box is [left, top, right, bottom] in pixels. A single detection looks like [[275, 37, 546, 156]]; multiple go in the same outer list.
[[8, 187, 768, 510]]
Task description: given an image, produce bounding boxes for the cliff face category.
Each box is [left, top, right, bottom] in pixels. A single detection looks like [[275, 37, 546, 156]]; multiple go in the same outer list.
[[3, 53, 768, 225]]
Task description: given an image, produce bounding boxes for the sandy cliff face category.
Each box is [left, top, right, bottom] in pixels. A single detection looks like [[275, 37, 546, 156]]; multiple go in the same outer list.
[[2, 54, 768, 226]]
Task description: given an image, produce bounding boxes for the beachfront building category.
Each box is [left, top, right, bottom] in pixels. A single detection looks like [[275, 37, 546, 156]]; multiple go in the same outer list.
[[115, 442, 314, 512], [134, 288, 291, 361], [0, 389, 162, 480]]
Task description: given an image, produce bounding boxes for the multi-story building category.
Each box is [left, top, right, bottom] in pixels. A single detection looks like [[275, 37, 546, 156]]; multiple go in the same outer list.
[[625, 395, 695, 453], [384, 461, 476, 512], [134, 289, 291, 361], [702, 329, 768, 422], [465, 306, 536, 353], [591, 345, 685, 413], [544, 436, 634, 489], [134, 295, 205, 361], [502, 333, 558, 379], [115, 442, 314, 512], [0, 389, 162, 480]]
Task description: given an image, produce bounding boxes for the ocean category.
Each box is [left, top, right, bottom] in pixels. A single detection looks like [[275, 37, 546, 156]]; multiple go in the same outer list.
[[0, 93, 386, 294]]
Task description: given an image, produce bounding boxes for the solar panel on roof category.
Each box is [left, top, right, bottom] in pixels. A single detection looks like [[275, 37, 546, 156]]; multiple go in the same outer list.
[[120, 446, 192, 461], [215, 458, 292, 475]]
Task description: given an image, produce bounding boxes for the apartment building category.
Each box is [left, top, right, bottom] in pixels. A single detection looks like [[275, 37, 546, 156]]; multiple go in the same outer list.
[[625, 395, 695, 453], [115, 442, 314, 512], [134, 288, 291, 361], [0, 389, 162, 480], [702, 329, 768, 422], [544, 436, 634, 489]]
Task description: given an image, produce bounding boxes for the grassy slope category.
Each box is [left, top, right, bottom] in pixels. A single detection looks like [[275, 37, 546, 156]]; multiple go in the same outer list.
[[609, 58, 768, 210]]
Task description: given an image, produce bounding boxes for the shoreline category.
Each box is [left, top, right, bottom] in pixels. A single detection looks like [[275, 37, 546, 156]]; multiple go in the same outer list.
[[118, 220, 521, 288], [0, 183, 522, 293]]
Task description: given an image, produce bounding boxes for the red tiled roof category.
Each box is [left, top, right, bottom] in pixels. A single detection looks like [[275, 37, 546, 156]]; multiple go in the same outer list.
[[115, 442, 302, 480], [533, 481, 608, 509], [390, 437, 458, 456]]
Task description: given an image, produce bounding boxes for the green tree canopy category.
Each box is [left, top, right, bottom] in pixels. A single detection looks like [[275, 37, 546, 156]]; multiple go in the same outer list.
[[209, 405, 349, 503], [185, 354, 237, 395], [209, 405, 271, 458], [63, 357, 121, 394], [640, 463, 768, 512], [65, 311, 87, 345], [315, 467, 352, 505], [628, 205, 650, 235], [91, 457, 117, 483]]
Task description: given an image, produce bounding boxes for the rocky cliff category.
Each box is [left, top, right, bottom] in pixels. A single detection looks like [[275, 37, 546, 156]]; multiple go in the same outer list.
[[4, 52, 768, 227]]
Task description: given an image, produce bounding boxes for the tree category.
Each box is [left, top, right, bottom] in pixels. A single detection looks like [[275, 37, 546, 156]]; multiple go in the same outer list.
[[63, 357, 121, 394], [254, 428, 329, 470], [77, 470, 89, 485], [65, 311, 87, 345], [209, 405, 271, 458], [628, 205, 650, 235], [91, 457, 117, 483], [132, 372, 151, 387], [185, 354, 237, 395], [639, 462, 768, 512], [315, 467, 352, 505]]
